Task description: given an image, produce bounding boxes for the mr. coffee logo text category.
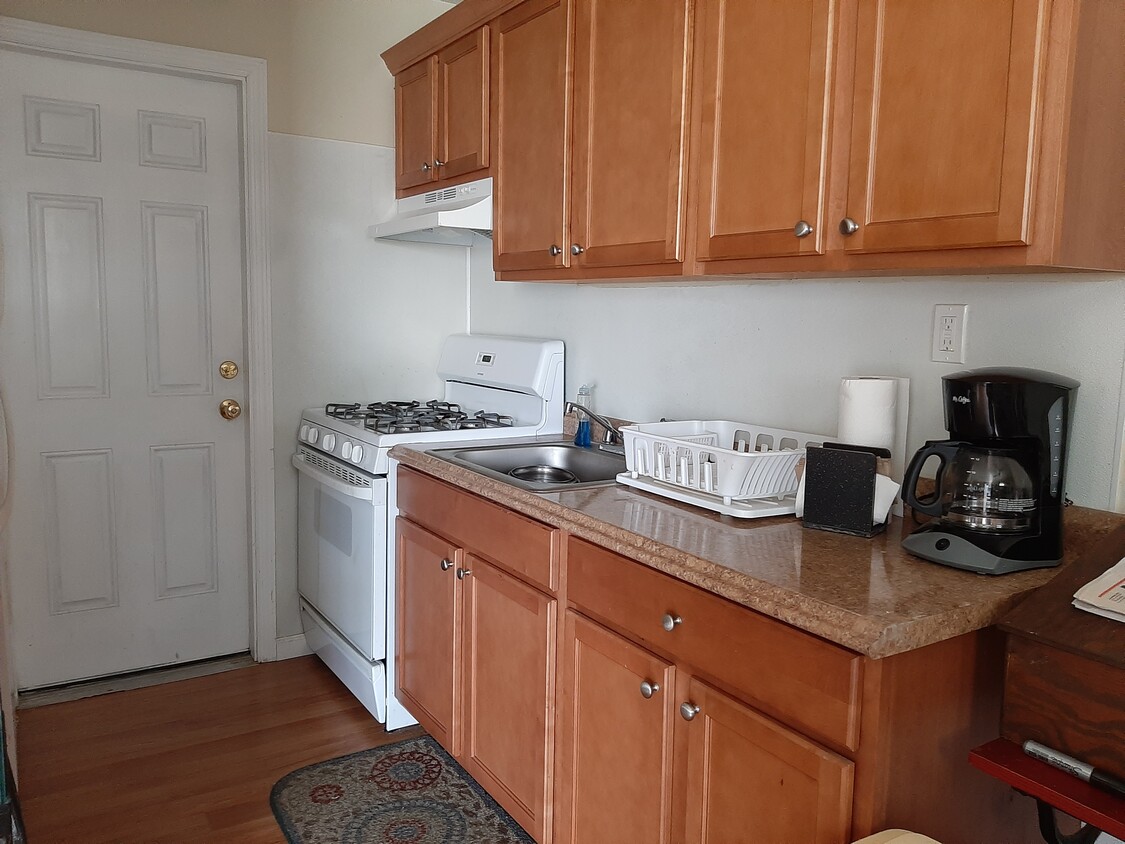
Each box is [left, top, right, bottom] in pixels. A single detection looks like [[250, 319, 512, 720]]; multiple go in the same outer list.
[[951, 395, 971, 404]]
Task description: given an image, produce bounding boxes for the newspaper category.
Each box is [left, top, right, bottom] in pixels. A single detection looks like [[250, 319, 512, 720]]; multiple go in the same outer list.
[[1072, 556, 1125, 623]]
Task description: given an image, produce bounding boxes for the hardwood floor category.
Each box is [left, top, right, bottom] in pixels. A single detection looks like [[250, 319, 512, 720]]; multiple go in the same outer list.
[[16, 656, 423, 843]]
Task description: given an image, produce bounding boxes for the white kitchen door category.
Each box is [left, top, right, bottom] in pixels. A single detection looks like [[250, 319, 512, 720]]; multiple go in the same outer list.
[[0, 48, 250, 688]]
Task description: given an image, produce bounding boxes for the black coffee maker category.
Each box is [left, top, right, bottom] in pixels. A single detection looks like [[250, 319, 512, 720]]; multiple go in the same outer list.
[[902, 368, 1078, 575]]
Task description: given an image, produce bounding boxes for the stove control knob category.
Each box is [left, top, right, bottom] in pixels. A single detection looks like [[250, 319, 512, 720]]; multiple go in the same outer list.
[[299, 424, 310, 441], [322, 433, 336, 451], [341, 442, 352, 460], [307, 427, 319, 444], [351, 445, 364, 463]]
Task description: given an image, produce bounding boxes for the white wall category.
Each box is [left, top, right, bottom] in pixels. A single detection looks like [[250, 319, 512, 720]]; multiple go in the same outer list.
[[468, 244, 1125, 510], [269, 133, 466, 636]]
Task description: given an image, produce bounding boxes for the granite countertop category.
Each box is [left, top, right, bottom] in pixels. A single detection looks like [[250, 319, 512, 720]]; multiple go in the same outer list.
[[390, 441, 1125, 660]]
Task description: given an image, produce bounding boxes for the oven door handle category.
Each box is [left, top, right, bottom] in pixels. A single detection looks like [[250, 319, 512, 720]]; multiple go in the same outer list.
[[291, 453, 375, 501]]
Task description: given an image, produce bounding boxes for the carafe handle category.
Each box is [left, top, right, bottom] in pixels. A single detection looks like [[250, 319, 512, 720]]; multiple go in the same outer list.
[[902, 441, 971, 517]]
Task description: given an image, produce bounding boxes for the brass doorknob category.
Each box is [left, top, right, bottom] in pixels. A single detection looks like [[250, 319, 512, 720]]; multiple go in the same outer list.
[[219, 399, 242, 420], [219, 360, 239, 379]]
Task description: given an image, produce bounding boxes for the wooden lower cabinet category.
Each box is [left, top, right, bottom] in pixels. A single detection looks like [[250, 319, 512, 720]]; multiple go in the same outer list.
[[680, 678, 852, 844], [556, 610, 852, 844], [556, 611, 678, 844], [395, 514, 556, 842]]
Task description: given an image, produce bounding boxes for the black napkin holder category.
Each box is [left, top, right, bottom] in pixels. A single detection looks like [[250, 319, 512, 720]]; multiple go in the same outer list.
[[802, 442, 891, 538]]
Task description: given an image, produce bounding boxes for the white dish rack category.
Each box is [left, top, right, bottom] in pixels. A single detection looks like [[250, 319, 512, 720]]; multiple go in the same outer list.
[[617, 420, 829, 519]]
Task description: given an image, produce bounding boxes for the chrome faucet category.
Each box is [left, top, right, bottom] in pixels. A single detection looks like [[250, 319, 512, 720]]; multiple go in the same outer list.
[[565, 401, 624, 445]]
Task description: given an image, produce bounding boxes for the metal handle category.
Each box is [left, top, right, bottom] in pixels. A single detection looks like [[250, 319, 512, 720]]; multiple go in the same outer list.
[[680, 702, 700, 721], [570, 243, 585, 256], [549, 245, 562, 256], [839, 217, 859, 236], [219, 399, 242, 420], [640, 680, 661, 699], [794, 220, 813, 239], [434, 159, 445, 167], [662, 613, 682, 632], [421, 162, 431, 172], [456, 568, 471, 580], [219, 360, 239, 379], [440, 559, 454, 571]]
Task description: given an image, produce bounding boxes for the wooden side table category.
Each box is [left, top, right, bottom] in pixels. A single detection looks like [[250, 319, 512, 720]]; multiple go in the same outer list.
[[970, 523, 1125, 843]]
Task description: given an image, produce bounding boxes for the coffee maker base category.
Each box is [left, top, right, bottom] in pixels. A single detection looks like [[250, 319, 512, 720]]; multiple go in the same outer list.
[[901, 525, 1061, 576]]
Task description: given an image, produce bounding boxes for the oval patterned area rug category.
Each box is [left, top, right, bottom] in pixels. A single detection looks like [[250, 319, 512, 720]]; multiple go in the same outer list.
[[270, 734, 535, 843]]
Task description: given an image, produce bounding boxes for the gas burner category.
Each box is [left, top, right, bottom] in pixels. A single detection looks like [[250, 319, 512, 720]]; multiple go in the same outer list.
[[474, 411, 515, 428], [368, 401, 420, 415], [325, 402, 364, 419], [426, 400, 462, 414]]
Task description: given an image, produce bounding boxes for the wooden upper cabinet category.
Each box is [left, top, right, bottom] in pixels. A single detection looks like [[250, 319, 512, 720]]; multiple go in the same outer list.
[[437, 28, 490, 181], [680, 679, 853, 843], [395, 57, 438, 191], [843, 0, 1044, 254], [570, 0, 693, 268], [393, 28, 490, 194], [492, 0, 571, 273], [694, 0, 835, 262]]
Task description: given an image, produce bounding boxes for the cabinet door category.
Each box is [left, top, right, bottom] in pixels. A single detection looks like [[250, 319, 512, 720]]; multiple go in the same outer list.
[[460, 556, 556, 842], [843, 0, 1046, 254], [694, 0, 835, 261], [395, 57, 438, 191], [570, 0, 692, 268], [492, 0, 571, 273], [437, 28, 489, 182], [395, 518, 458, 752], [679, 678, 853, 844], [556, 612, 678, 844]]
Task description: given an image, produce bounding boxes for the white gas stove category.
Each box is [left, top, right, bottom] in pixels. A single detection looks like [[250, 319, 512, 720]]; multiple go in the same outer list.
[[292, 334, 564, 728]]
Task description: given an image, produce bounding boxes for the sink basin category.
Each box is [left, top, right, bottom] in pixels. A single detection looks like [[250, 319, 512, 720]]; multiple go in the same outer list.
[[433, 442, 626, 492]]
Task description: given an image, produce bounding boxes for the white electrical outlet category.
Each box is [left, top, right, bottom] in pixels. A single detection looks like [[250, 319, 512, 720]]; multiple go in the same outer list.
[[931, 304, 967, 363]]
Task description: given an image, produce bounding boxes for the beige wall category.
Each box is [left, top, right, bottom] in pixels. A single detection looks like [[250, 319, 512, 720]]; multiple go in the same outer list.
[[0, 0, 450, 145]]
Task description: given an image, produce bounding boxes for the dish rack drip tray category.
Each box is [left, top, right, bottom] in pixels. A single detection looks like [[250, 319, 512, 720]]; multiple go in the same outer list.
[[617, 420, 829, 519]]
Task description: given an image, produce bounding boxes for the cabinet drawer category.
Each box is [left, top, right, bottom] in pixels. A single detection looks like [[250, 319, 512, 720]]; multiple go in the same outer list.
[[568, 537, 862, 751], [397, 468, 559, 591]]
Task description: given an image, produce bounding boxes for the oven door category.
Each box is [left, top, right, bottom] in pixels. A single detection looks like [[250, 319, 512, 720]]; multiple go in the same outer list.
[[293, 449, 387, 661]]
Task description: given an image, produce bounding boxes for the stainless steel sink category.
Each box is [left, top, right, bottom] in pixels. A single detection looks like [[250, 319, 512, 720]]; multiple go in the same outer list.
[[433, 442, 626, 492]]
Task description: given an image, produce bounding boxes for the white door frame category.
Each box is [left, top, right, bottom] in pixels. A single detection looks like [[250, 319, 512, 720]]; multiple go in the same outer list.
[[0, 17, 278, 661]]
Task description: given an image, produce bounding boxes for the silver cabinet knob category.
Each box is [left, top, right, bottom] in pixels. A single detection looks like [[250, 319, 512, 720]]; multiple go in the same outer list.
[[440, 558, 454, 571], [549, 245, 562, 256], [639, 680, 661, 699], [680, 702, 700, 721], [662, 613, 682, 632], [456, 567, 471, 580], [794, 220, 813, 239], [421, 162, 431, 172], [434, 159, 445, 167], [571, 243, 585, 256], [839, 217, 859, 236]]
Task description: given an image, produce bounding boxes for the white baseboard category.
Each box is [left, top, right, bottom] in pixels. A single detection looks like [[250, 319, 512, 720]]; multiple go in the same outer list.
[[275, 633, 312, 661]]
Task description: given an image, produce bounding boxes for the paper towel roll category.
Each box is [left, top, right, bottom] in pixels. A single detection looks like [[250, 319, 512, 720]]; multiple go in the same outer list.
[[838, 377, 898, 452]]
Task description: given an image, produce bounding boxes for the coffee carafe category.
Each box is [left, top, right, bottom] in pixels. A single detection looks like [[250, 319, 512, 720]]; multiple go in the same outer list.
[[901, 368, 1078, 575]]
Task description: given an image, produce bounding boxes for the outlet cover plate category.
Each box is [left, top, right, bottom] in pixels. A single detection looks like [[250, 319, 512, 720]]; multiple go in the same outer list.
[[932, 304, 967, 363]]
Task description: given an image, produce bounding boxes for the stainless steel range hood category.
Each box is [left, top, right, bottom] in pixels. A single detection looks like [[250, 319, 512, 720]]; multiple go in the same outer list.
[[367, 177, 492, 246]]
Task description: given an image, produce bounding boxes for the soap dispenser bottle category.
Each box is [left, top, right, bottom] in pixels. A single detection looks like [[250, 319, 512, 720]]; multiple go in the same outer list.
[[574, 384, 592, 447]]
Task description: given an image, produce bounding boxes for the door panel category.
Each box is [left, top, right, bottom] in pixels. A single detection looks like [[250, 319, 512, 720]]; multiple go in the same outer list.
[[695, 0, 834, 261], [491, 0, 571, 273], [844, 0, 1046, 253], [437, 27, 489, 181], [395, 518, 459, 753], [556, 611, 677, 844], [0, 49, 250, 688], [680, 679, 853, 844], [460, 557, 555, 842], [395, 57, 437, 190], [570, 0, 692, 267]]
